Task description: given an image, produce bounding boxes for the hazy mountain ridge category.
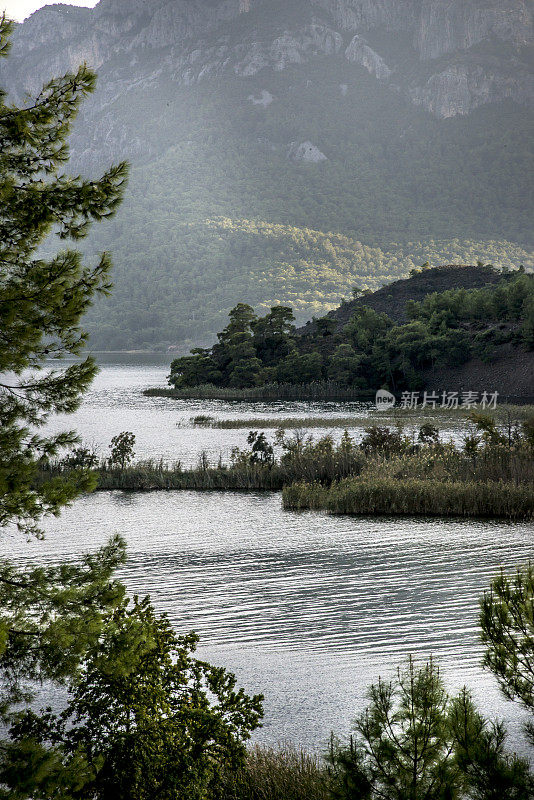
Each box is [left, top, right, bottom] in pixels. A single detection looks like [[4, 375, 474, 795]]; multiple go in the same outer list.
[[2, 0, 533, 349], [6, 0, 533, 120]]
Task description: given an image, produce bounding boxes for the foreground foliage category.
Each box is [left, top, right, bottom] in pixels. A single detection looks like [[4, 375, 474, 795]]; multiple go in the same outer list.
[[218, 744, 332, 800], [329, 659, 533, 800], [1, 597, 263, 800], [0, 11, 129, 712], [0, 16, 128, 540], [480, 565, 534, 748]]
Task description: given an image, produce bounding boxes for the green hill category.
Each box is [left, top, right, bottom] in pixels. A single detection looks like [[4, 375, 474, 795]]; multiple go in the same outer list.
[[166, 266, 534, 399]]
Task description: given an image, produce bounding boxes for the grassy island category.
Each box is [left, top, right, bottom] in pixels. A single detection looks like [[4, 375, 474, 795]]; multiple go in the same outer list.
[[46, 411, 534, 520], [283, 478, 534, 520]]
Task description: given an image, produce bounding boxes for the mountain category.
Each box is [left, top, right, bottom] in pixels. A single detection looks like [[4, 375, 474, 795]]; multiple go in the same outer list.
[[3, 0, 533, 350]]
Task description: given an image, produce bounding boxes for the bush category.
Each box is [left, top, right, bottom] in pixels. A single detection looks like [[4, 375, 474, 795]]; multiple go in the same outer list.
[[217, 745, 332, 800]]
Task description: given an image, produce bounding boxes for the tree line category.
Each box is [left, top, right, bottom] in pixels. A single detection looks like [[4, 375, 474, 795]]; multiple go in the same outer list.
[[168, 271, 534, 392]]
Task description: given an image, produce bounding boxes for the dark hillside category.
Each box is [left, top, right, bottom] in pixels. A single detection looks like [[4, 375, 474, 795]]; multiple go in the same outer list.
[[297, 264, 509, 340], [420, 343, 534, 401]]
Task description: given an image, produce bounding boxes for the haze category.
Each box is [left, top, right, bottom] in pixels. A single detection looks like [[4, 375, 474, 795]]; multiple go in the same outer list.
[[2, 0, 97, 22]]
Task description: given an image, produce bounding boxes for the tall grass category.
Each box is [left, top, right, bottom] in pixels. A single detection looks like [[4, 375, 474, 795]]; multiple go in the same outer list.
[[283, 478, 534, 520], [93, 435, 366, 490], [192, 416, 366, 429], [216, 745, 332, 800], [95, 462, 285, 491], [42, 417, 534, 520], [144, 381, 372, 401], [359, 444, 534, 486]]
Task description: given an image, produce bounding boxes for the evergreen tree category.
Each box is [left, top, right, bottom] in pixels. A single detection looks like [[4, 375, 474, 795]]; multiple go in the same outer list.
[[327, 344, 362, 386], [169, 348, 222, 388], [450, 689, 533, 800], [0, 14, 128, 539], [0, 11, 128, 708], [480, 564, 534, 746], [252, 306, 295, 366], [0, 597, 263, 800], [329, 658, 462, 799], [212, 303, 262, 387], [276, 349, 324, 384], [329, 658, 532, 800]]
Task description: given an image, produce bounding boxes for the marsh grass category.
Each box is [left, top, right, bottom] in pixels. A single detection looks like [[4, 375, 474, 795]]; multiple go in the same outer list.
[[217, 744, 332, 800], [93, 435, 366, 490], [283, 478, 534, 520], [193, 416, 366, 429], [95, 462, 285, 491], [192, 408, 534, 429], [360, 444, 534, 485], [144, 382, 371, 401], [282, 438, 534, 519], [42, 418, 534, 519]]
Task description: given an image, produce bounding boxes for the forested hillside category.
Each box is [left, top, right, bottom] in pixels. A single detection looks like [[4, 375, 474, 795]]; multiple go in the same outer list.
[[80, 69, 533, 349], [167, 267, 534, 397], [4, 0, 533, 349]]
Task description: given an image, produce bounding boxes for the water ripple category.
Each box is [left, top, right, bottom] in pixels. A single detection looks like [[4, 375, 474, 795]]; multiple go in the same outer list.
[[7, 490, 533, 750]]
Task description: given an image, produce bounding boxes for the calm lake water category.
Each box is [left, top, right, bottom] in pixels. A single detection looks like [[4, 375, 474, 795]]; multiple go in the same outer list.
[[8, 355, 534, 752]]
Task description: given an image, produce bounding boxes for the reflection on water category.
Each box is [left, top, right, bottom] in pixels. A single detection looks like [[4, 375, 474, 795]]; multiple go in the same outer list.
[[9, 489, 533, 751]]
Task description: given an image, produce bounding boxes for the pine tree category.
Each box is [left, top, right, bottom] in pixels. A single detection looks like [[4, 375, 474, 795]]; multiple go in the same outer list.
[[480, 564, 534, 747], [0, 14, 128, 538], [329, 658, 533, 800], [0, 12, 128, 703]]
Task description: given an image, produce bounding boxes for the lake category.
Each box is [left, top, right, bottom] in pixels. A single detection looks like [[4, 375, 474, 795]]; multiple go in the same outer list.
[[43, 353, 469, 467], [7, 355, 534, 753]]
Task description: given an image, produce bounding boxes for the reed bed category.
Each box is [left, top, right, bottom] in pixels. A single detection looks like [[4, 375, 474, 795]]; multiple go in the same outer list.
[[217, 745, 332, 800], [93, 439, 366, 490], [196, 411, 534, 430], [283, 478, 534, 520], [144, 382, 371, 401], [41, 417, 534, 519], [360, 445, 534, 486], [95, 463, 285, 491], [194, 416, 366, 429]]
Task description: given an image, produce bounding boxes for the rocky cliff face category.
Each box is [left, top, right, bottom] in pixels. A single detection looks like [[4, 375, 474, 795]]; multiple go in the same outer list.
[[415, 0, 533, 60], [3, 0, 533, 121]]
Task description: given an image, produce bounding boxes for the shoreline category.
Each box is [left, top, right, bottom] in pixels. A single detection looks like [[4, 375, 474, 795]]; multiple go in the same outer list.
[[82, 466, 534, 520]]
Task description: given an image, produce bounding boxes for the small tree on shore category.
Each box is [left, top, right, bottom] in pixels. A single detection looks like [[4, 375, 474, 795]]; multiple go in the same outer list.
[[109, 431, 136, 469]]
